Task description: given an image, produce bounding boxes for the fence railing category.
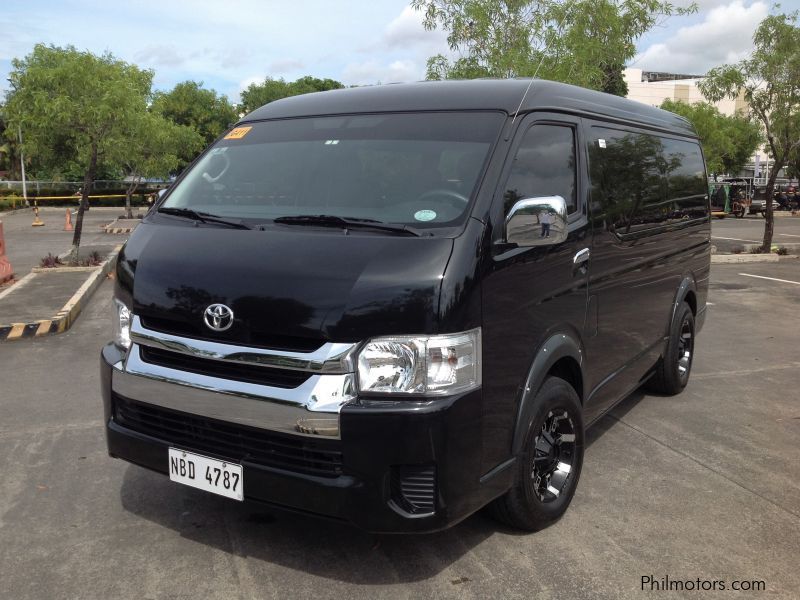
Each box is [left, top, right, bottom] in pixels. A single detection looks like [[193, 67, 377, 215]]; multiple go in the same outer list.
[[0, 180, 170, 194]]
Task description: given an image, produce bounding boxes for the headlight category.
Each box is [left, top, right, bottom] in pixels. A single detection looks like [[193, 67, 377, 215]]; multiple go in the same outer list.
[[357, 328, 481, 396], [113, 298, 132, 349]]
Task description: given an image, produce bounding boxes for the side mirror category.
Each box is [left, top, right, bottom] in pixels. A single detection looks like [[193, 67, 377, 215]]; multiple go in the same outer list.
[[505, 195, 568, 247]]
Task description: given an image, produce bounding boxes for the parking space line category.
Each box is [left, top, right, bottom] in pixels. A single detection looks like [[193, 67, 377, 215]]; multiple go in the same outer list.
[[739, 273, 800, 286], [712, 236, 760, 243], [778, 233, 800, 238]]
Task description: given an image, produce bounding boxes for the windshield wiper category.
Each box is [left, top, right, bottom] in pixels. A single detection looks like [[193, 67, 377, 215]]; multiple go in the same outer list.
[[157, 207, 252, 229], [272, 215, 421, 237]]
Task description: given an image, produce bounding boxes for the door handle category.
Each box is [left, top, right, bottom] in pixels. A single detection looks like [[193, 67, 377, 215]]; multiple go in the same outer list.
[[573, 247, 590, 275], [573, 248, 590, 265]]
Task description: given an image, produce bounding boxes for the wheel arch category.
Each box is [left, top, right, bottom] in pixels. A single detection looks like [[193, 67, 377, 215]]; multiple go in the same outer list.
[[670, 275, 698, 329], [511, 332, 585, 455]]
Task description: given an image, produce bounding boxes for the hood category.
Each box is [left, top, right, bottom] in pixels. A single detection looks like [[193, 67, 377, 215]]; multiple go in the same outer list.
[[118, 221, 453, 350]]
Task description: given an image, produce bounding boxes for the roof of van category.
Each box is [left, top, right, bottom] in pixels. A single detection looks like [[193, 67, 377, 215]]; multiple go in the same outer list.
[[241, 79, 696, 137]]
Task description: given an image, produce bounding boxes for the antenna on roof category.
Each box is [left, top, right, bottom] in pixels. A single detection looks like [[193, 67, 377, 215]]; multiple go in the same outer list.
[[510, 0, 573, 130]]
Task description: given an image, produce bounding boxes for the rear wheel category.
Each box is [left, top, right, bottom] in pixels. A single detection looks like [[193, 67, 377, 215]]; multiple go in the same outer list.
[[490, 377, 584, 531], [646, 302, 695, 395]]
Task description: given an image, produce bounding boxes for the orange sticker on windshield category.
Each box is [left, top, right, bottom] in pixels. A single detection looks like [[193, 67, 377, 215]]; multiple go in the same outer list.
[[224, 126, 252, 140]]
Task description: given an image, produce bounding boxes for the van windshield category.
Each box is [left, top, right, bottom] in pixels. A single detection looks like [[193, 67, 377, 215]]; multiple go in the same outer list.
[[161, 112, 503, 230]]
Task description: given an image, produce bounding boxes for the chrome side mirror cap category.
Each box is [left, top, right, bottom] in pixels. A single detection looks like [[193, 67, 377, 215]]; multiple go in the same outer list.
[[505, 195, 568, 247]]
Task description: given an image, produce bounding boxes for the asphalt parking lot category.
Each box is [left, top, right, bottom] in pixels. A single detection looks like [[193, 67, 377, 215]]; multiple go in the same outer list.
[[0, 260, 799, 599], [711, 213, 800, 253]]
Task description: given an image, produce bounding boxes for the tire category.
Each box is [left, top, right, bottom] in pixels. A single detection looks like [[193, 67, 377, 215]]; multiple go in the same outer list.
[[646, 301, 695, 395], [490, 376, 584, 531]]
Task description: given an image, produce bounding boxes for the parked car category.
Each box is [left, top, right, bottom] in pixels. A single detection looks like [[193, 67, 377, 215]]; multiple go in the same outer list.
[[102, 80, 710, 533], [749, 185, 769, 216]]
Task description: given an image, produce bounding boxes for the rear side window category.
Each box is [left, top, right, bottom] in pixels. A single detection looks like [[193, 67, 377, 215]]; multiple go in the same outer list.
[[662, 138, 708, 220], [589, 128, 707, 236], [503, 124, 578, 216]]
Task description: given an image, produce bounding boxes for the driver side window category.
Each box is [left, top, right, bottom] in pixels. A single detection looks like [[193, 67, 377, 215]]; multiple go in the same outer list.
[[504, 124, 578, 216]]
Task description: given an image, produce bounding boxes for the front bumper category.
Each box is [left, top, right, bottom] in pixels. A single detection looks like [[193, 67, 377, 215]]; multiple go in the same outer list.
[[101, 343, 501, 533]]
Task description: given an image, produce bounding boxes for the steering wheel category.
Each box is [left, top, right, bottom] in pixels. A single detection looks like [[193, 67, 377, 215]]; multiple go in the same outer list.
[[202, 151, 231, 184], [416, 188, 469, 207]]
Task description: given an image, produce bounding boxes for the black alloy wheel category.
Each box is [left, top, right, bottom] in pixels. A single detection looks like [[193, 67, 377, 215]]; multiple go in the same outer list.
[[676, 315, 694, 386], [646, 301, 695, 395], [532, 410, 578, 502], [491, 376, 584, 531]]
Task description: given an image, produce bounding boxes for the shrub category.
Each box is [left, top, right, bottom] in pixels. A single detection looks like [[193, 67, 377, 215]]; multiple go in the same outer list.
[[730, 244, 744, 254], [40, 253, 64, 268], [84, 251, 103, 266]]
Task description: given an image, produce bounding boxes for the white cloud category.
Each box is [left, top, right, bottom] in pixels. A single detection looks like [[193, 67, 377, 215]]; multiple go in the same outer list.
[[134, 44, 186, 68], [342, 59, 420, 85], [269, 58, 306, 73], [343, 5, 450, 85], [634, 1, 770, 74], [384, 5, 446, 49]]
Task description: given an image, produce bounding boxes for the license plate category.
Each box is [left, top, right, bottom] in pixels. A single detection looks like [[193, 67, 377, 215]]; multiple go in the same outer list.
[[168, 448, 243, 501]]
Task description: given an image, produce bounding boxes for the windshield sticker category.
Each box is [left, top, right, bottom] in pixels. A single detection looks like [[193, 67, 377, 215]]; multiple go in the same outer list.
[[598, 138, 606, 148], [224, 126, 252, 140], [414, 209, 437, 222]]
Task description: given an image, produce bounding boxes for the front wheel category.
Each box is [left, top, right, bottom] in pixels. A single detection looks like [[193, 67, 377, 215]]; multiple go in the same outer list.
[[490, 377, 584, 531], [646, 302, 695, 395]]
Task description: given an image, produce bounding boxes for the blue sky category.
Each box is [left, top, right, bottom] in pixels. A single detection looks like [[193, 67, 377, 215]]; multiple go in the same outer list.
[[1, 0, 795, 101]]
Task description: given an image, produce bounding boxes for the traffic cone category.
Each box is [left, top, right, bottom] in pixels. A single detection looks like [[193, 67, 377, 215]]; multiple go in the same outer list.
[[32, 203, 45, 227], [0, 220, 14, 283], [63, 208, 74, 231]]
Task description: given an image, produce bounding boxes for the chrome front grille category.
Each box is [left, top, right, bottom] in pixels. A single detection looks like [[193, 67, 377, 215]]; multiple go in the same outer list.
[[110, 316, 360, 438], [138, 346, 311, 389], [139, 315, 325, 352]]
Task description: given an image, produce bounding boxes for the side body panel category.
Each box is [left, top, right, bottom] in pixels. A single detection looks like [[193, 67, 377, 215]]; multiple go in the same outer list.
[[580, 119, 711, 423]]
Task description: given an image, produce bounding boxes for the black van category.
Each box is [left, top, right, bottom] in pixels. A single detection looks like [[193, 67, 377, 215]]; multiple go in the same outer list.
[[102, 79, 710, 533]]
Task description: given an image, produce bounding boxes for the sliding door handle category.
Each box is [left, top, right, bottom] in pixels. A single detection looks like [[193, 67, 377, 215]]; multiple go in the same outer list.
[[573, 248, 590, 265], [573, 247, 590, 276]]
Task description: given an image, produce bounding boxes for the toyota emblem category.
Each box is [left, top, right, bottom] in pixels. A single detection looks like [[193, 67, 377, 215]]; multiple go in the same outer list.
[[204, 304, 234, 332]]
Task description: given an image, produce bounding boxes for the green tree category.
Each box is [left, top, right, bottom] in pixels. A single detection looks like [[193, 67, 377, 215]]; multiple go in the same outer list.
[[660, 99, 762, 178], [239, 76, 344, 114], [116, 112, 203, 219], [5, 44, 153, 261], [412, 0, 695, 95], [699, 12, 800, 252], [151, 81, 238, 168], [0, 105, 23, 179]]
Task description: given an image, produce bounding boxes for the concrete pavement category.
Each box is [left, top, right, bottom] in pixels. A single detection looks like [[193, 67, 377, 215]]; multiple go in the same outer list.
[[0, 263, 798, 599], [0, 207, 127, 278]]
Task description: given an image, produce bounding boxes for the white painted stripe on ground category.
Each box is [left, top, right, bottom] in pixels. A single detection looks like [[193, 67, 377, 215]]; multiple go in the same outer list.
[[712, 236, 760, 243], [739, 273, 800, 286], [0, 271, 37, 301], [778, 233, 800, 238]]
